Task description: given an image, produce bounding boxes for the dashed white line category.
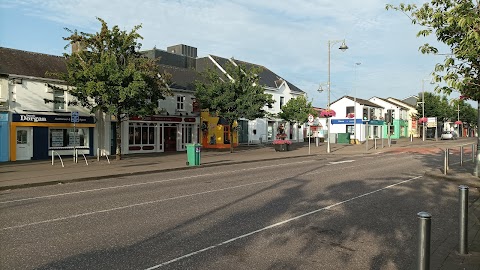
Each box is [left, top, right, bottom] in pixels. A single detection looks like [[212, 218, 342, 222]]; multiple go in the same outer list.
[[0, 160, 316, 204], [328, 160, 355, 165], [144, 175, 423, 269], [1, 178, 285, 231]]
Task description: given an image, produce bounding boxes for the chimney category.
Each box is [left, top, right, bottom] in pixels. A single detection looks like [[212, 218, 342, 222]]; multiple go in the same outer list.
[[167, 44, 197, 58]]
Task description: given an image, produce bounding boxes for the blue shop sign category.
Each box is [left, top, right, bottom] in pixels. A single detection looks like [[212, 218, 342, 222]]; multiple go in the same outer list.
[[331, 119, 363, 124], [12, 113, 95, 124], [0, 112, 8, 122]]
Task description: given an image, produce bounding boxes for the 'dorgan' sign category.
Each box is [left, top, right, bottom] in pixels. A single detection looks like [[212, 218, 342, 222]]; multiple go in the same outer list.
[[12, 113, 95, 124], [19, 114, 47, 122]]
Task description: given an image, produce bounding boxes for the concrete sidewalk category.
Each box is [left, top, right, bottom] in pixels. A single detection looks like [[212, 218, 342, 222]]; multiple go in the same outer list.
[[1, 137, 479, 269]]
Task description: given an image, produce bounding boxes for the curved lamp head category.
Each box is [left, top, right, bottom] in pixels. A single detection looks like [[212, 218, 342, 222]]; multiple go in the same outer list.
[[339, 41, 349, 52]]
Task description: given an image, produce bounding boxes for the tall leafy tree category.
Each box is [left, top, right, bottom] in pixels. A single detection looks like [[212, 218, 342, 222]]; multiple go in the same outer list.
[[278, 95, 316, 141], [60, 18, 171, 160], [195, 63, 275, 153], [387, 1, 480, 175]]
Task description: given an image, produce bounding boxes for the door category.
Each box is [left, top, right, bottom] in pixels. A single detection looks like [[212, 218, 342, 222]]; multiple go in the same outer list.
[[16, 127, 33, 160], [164, 126, 177, 151], [238, 120, 249, 143]]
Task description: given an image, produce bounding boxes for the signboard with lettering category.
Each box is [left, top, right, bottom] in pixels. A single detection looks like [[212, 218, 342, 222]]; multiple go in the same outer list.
[[71, 111, 79, 123], [12, 114, 95, 124], [331, 119, 363, 124]]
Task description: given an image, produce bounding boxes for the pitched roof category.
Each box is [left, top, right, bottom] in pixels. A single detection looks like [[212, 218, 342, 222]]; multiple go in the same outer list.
[[203, 55, 305, 93], [334, 95, 383, 108], [371, 96, 409, 110], [158, 64, 200, 92], [387, 97, 416, 109], [0, 47, 66, 79]]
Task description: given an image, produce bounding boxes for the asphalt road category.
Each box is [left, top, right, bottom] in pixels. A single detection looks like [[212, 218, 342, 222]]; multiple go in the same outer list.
[[0, 150, 469, 269]]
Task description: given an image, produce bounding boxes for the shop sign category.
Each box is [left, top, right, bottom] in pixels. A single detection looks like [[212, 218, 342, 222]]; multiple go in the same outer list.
[[12, 113, 95, 124], [368, 120, 385, 125], [130, 116, 197, 122]]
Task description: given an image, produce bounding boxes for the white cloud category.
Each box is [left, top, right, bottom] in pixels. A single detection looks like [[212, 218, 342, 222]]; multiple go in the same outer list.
[[1, 0, 454, 107]]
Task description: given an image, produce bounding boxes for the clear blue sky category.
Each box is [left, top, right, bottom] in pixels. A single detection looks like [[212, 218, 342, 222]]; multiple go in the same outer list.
[[0, 0, 466, 108]]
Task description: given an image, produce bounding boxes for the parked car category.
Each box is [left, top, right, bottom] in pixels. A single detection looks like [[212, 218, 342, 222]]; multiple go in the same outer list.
[[441, 131, 458, 140]]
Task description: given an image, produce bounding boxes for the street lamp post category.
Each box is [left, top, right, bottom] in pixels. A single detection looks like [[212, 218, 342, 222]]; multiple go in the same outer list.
[[421, 78, 433, 141], [353, 62, 361, 144], [422, 83, 425, 141], [326, 39, 349, 153]]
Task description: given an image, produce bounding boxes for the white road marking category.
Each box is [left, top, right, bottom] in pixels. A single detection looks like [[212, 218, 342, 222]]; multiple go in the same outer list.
[[0, 160, 316, 204], [144, 175, 423, 269], [328, 160, 355, 165], [0, 177, 288, 231]]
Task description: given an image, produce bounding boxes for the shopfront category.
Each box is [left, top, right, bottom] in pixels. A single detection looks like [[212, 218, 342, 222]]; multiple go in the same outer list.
[[10, 113, 95, 161], [125, 116, 199, 154]]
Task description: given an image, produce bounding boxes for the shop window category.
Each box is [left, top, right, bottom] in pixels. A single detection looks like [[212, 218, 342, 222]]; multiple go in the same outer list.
[[49, 128, 89, 148], [224, 126, 230, 144], [128, 122, 156, 151]]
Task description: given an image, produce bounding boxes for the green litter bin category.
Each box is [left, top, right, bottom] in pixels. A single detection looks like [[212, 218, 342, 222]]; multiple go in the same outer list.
[[186, 143, 201, 166]]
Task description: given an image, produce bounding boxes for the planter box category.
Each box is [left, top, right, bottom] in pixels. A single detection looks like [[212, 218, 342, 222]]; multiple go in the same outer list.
[[274, 144, 290, 152]]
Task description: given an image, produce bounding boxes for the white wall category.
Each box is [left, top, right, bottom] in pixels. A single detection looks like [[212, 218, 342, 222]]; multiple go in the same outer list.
[[10, 79, 91, 115]]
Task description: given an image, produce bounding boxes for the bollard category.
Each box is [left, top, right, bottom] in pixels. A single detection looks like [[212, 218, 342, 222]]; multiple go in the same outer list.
[[417, 212, 432, 270], [374, 138, 377, 149], [473, 144, 476, 163], [459, 185, 469, 255], [460, 146, 463, 166], [444, 149, 449, 175]]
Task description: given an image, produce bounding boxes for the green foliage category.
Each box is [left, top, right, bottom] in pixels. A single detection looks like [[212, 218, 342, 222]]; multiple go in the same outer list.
[[195, 62, 275, 152], [278, 95, 316, 124], [386, 1, 480, 101], [195, 62, 274, 124], [416, 91, 477, 125], [58, 18, 171, 159]]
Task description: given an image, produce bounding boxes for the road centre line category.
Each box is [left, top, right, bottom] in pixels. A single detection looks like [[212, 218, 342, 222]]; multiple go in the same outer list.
[[328, 160, 355, 165], [144, 175, 423, 269], [1, 177, 289, 231], [0, 159, 317, 205]]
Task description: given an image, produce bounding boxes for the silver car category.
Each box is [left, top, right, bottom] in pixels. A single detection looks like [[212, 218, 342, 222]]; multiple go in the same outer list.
[[441, 131, 458, 140]]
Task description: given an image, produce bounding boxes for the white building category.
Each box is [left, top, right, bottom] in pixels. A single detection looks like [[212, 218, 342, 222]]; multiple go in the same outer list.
[[196, 55, 307, 144], [329, 96, 384, 142]]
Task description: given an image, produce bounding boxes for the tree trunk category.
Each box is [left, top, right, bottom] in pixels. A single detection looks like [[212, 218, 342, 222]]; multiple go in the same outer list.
[[116, 114, 122, 160], [474, 100, 480, 177], [230, 123, 234, 153]]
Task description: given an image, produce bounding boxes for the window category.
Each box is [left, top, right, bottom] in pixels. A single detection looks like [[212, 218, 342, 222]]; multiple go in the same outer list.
[[17, 130, 27, 144], [346, 125, 354, 133], [54, 90, 65, 111], [369, 108, 375, 119], [128, 122, 155, 147], [49, 128, 89, 148], [362, 108, 368, 120], [176, 95, 185, 111], [280, 97, 285, 109], [346, 106, 354, 115]]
